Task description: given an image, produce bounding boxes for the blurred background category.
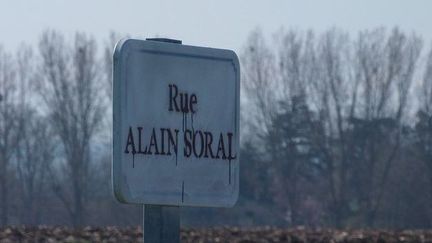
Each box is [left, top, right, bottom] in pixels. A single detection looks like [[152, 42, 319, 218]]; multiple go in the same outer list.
[[0, 0, 432, 229]]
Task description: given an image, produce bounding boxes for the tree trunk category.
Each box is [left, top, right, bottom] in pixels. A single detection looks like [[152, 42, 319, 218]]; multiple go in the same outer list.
[[0, 169, 8, 225]]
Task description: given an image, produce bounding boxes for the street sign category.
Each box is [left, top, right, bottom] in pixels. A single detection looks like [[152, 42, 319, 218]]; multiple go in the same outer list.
[[112, 39, 240, 207]]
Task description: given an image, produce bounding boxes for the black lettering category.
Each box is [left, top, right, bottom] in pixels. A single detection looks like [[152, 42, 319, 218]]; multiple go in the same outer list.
[[167, 128, 179, 156], [204, 132, 215, 158], [215, 133, 226, 159], [124, 126, 136, 154], [180, 93, 189, 113], [169, 84, 179, 111], [148, 128, 159, 155], [137, 127, 147, 154], [227, 132, 237, 160], [184, 129, 192, 157], [193, 130, 204, 158], [190, 94, 197, 113], [160, 128, 166, 155]]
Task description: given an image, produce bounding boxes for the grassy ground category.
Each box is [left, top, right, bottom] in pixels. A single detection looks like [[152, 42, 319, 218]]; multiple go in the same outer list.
[[0, 226, 431, 242]]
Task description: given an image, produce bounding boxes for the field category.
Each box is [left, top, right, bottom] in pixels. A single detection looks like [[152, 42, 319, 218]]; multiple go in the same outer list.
[[0, 226, 431, 242]]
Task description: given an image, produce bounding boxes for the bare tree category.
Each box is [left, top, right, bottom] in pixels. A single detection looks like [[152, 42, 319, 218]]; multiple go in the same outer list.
[[241, 29, 278, 139], [419, 45, 432, 115], [351, 28, 422, 226], [268, 30, 321, 225], [242, 29, 323, 225], [13, 45, 54, 225], [38, 30, 105, 227], [301, 28, 422, 226], [304, 29, 357, 226], [0, 46, 21, 225], [415, 43, 432, 224], [16, 111, 54, 225]]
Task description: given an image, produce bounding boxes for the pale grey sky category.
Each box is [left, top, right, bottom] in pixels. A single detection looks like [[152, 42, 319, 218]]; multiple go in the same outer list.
[[1, 0, 431, 52]]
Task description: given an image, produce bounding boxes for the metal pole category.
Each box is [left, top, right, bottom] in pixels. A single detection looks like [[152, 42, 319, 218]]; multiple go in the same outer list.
[[143, 205, 180, 243], [142, 37, 182, 243]]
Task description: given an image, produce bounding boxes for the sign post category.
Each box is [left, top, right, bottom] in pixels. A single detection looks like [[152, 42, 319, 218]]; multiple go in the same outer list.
[[144, 205, 179, 242], [112, 37, 240, 242]]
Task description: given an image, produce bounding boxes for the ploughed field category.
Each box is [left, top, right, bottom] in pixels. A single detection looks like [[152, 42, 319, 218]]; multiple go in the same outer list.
[[0, 226, 431, 242]]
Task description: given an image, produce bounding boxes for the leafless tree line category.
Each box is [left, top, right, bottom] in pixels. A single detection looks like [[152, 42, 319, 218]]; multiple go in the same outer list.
[[0, 30, 142, 227], [240, 27, 432, 227], [0, 27, 431, 228]]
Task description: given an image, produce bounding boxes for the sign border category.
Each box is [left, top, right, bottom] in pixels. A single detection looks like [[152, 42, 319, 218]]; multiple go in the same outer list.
[[112, 39, 240, 207]]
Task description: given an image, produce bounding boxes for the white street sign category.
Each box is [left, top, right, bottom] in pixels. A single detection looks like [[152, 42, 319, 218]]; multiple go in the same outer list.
[[112, 39, 240, 207]]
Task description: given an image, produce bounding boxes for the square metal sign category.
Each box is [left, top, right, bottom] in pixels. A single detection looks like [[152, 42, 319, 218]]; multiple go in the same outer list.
[[112, 39, 240, 207]]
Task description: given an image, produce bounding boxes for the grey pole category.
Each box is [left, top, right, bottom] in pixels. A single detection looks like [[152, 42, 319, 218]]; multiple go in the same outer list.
[[143, 205, 180, 243], [142, 37, 182, 243]]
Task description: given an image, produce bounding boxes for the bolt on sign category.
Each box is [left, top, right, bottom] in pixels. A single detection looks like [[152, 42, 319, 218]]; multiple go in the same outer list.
[[112, 39, 240, 207]]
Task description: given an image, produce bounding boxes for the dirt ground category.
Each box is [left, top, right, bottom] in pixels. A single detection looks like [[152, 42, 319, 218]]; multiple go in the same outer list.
[[0, 226, 431, 242]]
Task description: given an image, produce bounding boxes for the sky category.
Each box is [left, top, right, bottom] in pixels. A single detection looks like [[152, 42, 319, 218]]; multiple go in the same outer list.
[[1, 0, 431, 53]]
